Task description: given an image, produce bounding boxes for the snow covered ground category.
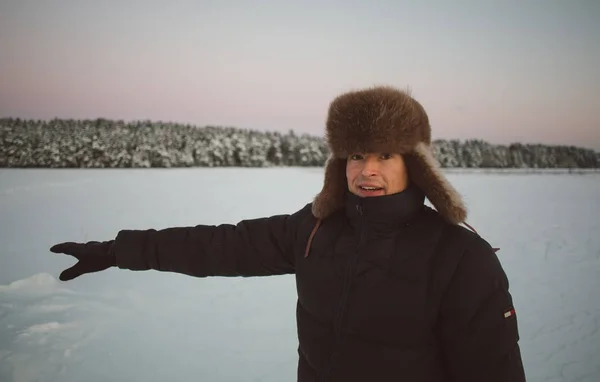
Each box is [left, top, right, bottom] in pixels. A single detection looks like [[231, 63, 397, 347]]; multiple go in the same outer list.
[[1, 167, 599, 382]]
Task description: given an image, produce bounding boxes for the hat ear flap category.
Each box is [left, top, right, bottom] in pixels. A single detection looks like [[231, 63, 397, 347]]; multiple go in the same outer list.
[[312, 156, 347, 219], [404, 142, 467, 224]]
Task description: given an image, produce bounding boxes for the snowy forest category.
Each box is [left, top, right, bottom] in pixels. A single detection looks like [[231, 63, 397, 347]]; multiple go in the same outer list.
[[1, 117, 599, 169]]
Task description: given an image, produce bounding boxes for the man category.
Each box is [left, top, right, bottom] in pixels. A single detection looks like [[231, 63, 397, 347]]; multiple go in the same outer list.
[[50, 86, 527, 381]]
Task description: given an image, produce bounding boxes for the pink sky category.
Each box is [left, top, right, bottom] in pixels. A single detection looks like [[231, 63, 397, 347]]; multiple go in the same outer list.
[[1, 1, 599, 149]]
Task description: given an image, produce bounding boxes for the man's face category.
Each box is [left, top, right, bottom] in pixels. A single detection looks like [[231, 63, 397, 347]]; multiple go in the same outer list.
[[346, 152, 409, 198]]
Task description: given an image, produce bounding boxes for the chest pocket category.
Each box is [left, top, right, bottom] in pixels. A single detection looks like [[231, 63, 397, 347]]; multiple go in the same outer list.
[[295, 213, 347, 321]]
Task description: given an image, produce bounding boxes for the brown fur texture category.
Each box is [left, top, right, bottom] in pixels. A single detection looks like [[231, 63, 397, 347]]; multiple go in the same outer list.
[[311, 85, 468, 225]]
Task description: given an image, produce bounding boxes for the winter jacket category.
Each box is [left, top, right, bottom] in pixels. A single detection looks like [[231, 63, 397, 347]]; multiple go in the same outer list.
[[111, 184, 526, 381]]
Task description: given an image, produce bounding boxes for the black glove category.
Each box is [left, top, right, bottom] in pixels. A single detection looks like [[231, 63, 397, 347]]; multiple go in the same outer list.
[[50, 240, 117, 281]]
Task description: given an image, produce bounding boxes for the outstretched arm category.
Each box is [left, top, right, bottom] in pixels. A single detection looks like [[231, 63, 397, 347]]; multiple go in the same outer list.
[[437, 237, 527, 381], [113, 204, 312, 278]]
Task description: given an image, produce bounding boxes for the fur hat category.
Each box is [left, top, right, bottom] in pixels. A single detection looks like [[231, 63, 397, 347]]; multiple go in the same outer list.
[[311, 85, 467, 225]]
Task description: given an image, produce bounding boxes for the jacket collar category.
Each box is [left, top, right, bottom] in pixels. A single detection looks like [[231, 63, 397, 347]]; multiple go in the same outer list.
[[344, 183, 425, 232]]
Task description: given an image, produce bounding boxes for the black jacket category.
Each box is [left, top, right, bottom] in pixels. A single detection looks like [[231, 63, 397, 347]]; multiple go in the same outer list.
[[112, 185, 526, 381]]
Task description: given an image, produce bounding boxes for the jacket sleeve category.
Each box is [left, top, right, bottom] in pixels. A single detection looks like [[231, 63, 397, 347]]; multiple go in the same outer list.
[[436, 235, 527, 382], [111, 204, 312, 278]]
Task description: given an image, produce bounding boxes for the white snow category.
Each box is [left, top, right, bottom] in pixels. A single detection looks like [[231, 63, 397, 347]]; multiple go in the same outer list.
[[0, 167, 599, 382]]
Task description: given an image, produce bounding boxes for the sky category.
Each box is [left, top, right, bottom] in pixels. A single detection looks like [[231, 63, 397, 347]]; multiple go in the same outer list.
[[1, 0, 599, 150]]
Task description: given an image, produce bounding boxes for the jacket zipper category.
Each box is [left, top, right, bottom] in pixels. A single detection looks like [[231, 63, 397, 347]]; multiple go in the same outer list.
[[333, 203, 366, 335], [319, 202, 367, 381]]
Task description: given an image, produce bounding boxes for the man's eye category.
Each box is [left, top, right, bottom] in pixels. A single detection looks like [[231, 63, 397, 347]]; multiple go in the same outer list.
[[381, 153, 392, 159], [350, 154, 363, 160]]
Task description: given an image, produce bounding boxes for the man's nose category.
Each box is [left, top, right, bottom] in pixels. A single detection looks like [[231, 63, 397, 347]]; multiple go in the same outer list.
[[361, 158, 379, 176]]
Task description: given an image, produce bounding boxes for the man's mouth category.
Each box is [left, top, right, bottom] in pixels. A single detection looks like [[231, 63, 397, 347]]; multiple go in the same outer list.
[[358, 184, 385, 196]]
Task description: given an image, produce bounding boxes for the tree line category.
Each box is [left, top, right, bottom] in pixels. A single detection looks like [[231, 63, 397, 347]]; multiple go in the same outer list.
[[1, 118, 598, 169]]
